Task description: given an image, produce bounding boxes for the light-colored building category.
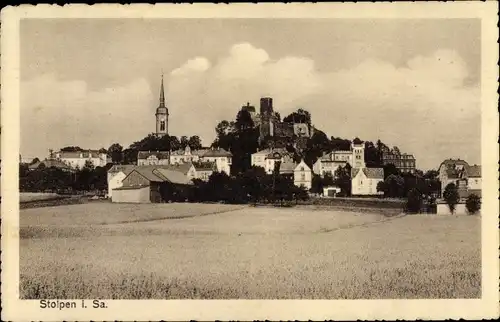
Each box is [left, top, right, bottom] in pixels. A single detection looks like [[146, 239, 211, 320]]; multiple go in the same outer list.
[[294, 160, 312, 190], [137, 151, 170, 166], [251, 148, 293, 174], [170, 145, 203, 164], [112, 166, 191, 203], [51, 149, 108, 169], [437, 159, 481, 199], [28, 159, 73, 172], [382, 151, 416, 174], [313, 150, 352, 177], [169, 146, 232, 175], [323, 186, 341, 197], [351, 168, 384, 196], [192, 162, 217, 181], [107, 165, 136, 198]]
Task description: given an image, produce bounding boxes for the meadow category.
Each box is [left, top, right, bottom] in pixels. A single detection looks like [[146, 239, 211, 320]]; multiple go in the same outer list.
[[20, 202, 481, 299]]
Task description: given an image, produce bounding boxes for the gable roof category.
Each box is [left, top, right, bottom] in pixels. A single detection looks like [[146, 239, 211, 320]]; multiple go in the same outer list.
[[351, 167, 384, 179], [192, 161, 216, 171], [279, 161, 297, 174], [438, 159, 470, 170], [56, 150, 105, 159], [108, 164, 136, 175], [294, 160, 311, 172], [154, 168, 193, 185]]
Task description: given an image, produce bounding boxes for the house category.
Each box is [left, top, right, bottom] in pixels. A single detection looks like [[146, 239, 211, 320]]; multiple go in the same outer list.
[[313, 150, 351, 177], [51, 149, 108, 169], [137, 151, 170, 166], [28, 159, 73, 172], [170, 146, 232, 176], [438, 159, 481, 199], [192, 161, 217, 181], [381, 151, 416, 174], [351, 168, 384, 196], [251, 148, 294, 174], [293, 160, 312, 190], [112, 166, 192, 203], [107, 165, 136, 198]]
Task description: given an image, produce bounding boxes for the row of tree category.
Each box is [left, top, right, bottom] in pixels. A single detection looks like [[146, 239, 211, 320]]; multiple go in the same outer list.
[[19, 161, 108, 193], [158, 167, 309, 205]]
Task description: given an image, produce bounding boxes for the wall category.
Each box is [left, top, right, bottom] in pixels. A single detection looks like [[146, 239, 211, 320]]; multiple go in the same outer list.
[[294, 164, 312, 190], [122, 170, 150, 187], [107, 171, 127, 198], [352, 171, 383, 196], [437, 202, 468, 215], [112, 186, 150, 203], [468, 177, 481, 190]]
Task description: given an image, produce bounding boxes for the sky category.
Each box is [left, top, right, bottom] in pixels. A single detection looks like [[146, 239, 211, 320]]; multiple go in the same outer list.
[[20, 18, 481, 170]]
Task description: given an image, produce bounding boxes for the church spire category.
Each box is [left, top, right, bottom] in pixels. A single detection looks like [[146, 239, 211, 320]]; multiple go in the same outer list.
[[159, 73, 165, 107]]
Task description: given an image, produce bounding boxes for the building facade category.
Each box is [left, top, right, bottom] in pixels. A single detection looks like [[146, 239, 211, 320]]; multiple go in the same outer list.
[[294, 160, 312, 190], [438, 159, 481, 199], [313, 150, 352, 177], [137, 151, 170, 166], [169, 146, 232, 176], [50, 149, 108, 169], [251, 148, 294, 174], [107, 165, 136, 198], [381, 151, 416, 174], [351, 168, 384, 196]]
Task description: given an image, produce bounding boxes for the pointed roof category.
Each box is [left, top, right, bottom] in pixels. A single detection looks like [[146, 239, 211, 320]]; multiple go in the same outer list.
[[159, 73, 165, 108]]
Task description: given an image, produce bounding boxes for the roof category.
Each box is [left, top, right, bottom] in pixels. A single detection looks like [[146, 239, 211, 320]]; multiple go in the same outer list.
[[114, 185, 150, 191], [294, 160, 311, 172], [466, 165, 481, 177], [154, 168, 193, 185], [439, 159, 470, 170], [201, 147, 232, 157], [56, 150, 105, 159], [108, 164, 136, 175], [192, 161, 216, 171], [351, 167, 384, 179], [170, 148, 209, 156], [279, 161, 296, 174], [28, 159, 72, 171], [137, 151, 170, 160]]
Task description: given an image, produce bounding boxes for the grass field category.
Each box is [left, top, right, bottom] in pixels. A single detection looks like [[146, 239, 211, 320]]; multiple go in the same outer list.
[[20, 202, 481, 299]]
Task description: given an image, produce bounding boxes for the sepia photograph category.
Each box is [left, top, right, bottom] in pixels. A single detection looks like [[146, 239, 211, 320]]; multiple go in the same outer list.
[[1, 2, 498, 321]]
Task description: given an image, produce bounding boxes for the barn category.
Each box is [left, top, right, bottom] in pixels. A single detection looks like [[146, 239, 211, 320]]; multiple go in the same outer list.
[[111, 166, 192, 203]]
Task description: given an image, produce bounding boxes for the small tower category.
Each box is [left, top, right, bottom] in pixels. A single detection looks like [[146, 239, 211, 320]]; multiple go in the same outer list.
[[155, 74, 169, 137], [351, 141, 366, 169]]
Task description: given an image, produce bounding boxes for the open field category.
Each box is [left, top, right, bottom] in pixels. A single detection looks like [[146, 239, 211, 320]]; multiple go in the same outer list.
[[20, 203, 481, 299], [20, 192, 62, 203]]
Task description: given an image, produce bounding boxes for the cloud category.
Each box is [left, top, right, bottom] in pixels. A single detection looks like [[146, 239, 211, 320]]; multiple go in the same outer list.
[[21, 44, 480, 170], [166, 44, 479, 169], [21, 74, 154, 158]]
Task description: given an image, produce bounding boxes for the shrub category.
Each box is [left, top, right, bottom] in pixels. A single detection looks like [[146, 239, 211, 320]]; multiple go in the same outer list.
[[465, 194, 481, 215], [443, 183, 460, 214], [405, 188, 422, 214]]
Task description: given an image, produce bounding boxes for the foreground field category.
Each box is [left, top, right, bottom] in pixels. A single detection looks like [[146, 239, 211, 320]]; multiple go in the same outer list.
[[20, 202, 480, 299]]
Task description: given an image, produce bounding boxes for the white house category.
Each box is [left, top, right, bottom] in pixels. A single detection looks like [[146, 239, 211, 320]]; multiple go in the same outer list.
[[170, 146, 232, 176], [251, 148, 293, 174], [351, 167, 384, 196], [53, 149, 108, 169], [107, 165, 136, 198], [437, 159, 481, 199], [137, 151, 170, 166], [312, 145, 358, 178], [294, 160, 312, 190]]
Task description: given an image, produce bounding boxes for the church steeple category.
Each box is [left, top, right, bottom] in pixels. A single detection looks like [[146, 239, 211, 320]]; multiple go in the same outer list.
[[155, 72, 169, 137], [159, 73, 165, 108]]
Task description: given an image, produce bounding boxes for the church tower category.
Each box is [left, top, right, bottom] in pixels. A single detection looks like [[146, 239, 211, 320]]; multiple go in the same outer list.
[[155, 74, 169, 137]]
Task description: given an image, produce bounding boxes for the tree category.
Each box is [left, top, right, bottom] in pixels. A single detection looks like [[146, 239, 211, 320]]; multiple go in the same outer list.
[[283, 108, 311, 124], [352, 137, 363, 144], [304, 130, 330, 167], [30, 157, 40, 165], [405, 188, 423, 214], [443, 183, 460, 214], [60, 146, 82, 152], [180, 136, 189, 149], [376, 181, 386, 196], [107, 143, 123, 164], [465, 194, 481, 215], [188, 136, 202, 150], [383, 163, 400, 179], [333, 163, 352, 196], [310, 174, 324, 194], [235, 109, 254, 132]]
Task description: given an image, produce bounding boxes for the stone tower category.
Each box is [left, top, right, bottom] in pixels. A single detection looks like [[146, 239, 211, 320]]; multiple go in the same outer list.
[[351, 141, 366, 169], [155, 74, 169, 137]]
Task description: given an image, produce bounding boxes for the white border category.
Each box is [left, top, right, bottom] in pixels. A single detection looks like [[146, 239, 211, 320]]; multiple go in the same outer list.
[[1, 3, 499, 321]]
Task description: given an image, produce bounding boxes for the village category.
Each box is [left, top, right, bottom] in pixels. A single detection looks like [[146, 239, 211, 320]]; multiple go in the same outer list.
[[18, 75, 482, 215]]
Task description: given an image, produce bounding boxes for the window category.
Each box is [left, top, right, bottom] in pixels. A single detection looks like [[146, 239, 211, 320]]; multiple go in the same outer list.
[[300, 166, 304, 171], [160, 120, 166, 131], [301, 173, 305, 181]]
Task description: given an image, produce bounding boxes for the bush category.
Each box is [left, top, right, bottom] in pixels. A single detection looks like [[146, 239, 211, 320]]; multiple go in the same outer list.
[[405, 188, 422, 214], [443, 183, 460, 214], [465, 194, 481, 215]]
